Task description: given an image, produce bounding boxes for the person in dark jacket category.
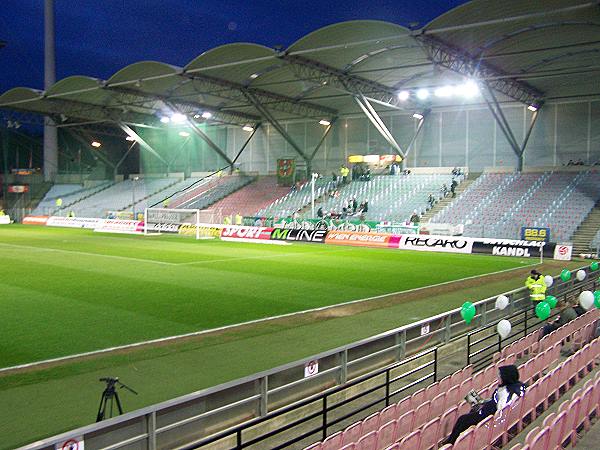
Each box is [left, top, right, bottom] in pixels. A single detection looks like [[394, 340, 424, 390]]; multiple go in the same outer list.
[[444, 365, 526, 444]]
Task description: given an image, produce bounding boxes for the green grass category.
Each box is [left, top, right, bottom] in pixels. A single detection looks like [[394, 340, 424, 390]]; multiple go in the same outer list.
[[0, 224, 544, 449], [0, 225, 530, 369]]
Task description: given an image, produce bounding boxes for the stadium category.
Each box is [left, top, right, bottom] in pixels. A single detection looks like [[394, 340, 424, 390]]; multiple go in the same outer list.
[[1, 0, 600, 449]]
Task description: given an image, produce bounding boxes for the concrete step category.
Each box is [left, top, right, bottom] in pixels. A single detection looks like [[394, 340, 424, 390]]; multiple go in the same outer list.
[[421, 176, 477, 223], [571, 201, 600, 250]]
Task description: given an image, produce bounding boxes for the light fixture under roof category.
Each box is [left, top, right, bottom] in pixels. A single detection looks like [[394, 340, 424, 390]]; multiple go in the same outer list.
[[193, 114, 200, 119], [201, 111, 212, 119], [527, 104, 538, 112], [178, 131, 190, 137], [434, 85, 453, 98], [458, 80, 480, 98], [242, 125, 254, 132], [125, 136, 135, 141], [171, 113, 186, 123], [397, 90, 410, 101], [319, 119, 331, 126], [412, 113, 424, 120], [160, 116, 170, 123], [91, 141, 102, 148], [416, 88, 429, 100]]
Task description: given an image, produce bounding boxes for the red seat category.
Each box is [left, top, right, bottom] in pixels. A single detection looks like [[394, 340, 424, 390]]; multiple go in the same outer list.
[[471, 415, 492, 450], [376, 420, 397, 450], [399, 430, 421, 449], [356, 431, 377, 450], [419, 418, 440, 450], [453, 427, 474, 450]]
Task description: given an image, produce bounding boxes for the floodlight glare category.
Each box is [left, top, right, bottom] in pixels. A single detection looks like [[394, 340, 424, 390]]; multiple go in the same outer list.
[[201, 112, 212, 119], [460, 80, 480, 98], [171, 113, 186, 123], [242, 125, 254, 132], [434, 86, 453, 98], [412, 113, 424, 120], [319, 119, 331, 126], [160, 116, 170, 123], [397, 90, 410, 101], [91, 141, 102, 148], [125, 136, 135, 142], [416, 88, 429, 100], [193, 114, 200, 119], [527, 105, 538, 112], [178, 131, 190, 137]]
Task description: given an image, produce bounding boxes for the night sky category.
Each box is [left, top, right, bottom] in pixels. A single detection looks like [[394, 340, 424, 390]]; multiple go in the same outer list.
[[0, 0, 468, 93]]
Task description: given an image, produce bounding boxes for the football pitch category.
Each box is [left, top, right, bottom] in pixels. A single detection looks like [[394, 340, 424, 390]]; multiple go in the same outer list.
[[0, 224, 554, 448], [0, 225, 533, 369]]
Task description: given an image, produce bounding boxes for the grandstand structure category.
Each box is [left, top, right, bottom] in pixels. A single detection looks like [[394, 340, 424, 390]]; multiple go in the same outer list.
[[3, 0, 600, 448]]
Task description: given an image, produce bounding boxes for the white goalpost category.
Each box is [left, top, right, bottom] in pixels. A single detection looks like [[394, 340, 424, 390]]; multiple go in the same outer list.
[[144, 208, 219, 239]]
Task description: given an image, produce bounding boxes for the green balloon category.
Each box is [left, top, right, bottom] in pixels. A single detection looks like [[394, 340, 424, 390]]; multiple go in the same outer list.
[[594, 291, 600, 308], [560, 269, 571, 282], [535, 301, 551, 320], [461, 301, 476, 324], [591, 262, 599, 271], [545, 295, 557, 309]]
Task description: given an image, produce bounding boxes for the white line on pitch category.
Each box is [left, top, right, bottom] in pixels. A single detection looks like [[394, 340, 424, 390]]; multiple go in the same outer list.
[[0, 242, 178, 266], [0, 261, 540, 374], [175, 247, 353, 265]]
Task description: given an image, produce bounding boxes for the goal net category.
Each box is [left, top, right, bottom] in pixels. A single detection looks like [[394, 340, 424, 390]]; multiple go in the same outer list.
[[144, 208, 220, 239]]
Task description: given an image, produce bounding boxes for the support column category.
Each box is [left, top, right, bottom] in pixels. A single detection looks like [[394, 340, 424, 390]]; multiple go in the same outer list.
[[402, 111, 429, 169], [44, 0, 58, 181]]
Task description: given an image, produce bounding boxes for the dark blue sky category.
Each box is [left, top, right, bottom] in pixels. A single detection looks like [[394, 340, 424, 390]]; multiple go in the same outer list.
[[0, 0, 468, 93]]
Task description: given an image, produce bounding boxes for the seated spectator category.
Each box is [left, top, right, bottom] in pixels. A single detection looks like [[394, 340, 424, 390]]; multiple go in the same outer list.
[[541, 299, 578, 336], [443, 365, 526, 445]]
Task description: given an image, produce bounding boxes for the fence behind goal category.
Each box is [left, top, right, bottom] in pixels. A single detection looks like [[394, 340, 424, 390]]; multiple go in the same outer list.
[[144, 208, 217, 239]]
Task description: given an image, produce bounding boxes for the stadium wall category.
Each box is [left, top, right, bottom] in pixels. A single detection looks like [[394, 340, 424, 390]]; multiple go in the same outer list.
[[226, 99, 600, 175]]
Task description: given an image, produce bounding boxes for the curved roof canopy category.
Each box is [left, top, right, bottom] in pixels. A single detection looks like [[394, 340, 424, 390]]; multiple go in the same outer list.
[[1, 0, 599, 128]]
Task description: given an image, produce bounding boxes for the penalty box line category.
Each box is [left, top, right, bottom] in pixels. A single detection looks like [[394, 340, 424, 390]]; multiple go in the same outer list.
[[0, 261, 539, 374]]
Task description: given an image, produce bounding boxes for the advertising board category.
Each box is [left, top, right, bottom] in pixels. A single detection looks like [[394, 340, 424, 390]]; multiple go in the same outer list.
[[94, 220, 144, 234], [270, 228, 327, 243], [22, 215, 49, 225], [397, 234, 473, 254], [324, 231, 401, 248], [46, 216, 100, 229]]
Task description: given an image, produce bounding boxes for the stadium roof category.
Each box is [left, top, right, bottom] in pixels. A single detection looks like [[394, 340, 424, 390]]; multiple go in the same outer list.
[[1, 0, 599, 129]]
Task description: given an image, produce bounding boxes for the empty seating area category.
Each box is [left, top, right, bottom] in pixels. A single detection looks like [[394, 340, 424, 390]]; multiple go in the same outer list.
[[167, 174, 254, 211], [33, 182, 112, 215], [133, 177, 200, 211], [257, 178, 337, 218], [432, 170, 600, 241], [314, 173, 457, 222], [68, 178, 178, 217], [305, 308, 600, 450], [209, 176, 290, 218]]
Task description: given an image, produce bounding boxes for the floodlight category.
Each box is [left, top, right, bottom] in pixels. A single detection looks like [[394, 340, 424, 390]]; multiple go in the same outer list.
[[416, 88, 429, 100], [178, 131, 190, 137], [459, 80, 480, 98], [193, 114, 200, 119], [434, 85, 453, 98], [125, 136, 135, 141], [397, 90, 410, 101], [201, 112, 212, 119], [527, 105, 538, 112], [91, 141, 102, 148], [412, 113, 424, 120], [319, 119, 331, 126], [160, 116, 170, 124], [171, 113, 186, 123], [242, 125, 254, 132]]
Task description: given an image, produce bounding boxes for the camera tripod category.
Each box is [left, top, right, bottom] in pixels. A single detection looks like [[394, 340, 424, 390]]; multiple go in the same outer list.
[[96, 377, 138, 422]]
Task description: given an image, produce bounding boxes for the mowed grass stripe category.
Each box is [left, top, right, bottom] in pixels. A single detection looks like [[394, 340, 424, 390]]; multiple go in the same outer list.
[[0, 225, 528, 368]]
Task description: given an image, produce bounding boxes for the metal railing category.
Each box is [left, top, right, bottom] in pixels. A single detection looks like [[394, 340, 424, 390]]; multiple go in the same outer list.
[[467, 269, 598, 370], [21, 266, 589, 450]]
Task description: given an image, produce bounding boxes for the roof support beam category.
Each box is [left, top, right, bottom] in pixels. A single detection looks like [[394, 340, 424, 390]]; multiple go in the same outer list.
[[182, 72, 336, 119], [119, 123, 169, 167], [114, 140, 137, 177], [243, 91, 309, 163], [309, 118, 336, 162], [403, 111, 429, 168], [281, 54, 413, 110], [416, 35, 543, 106], [482, 84, 541, 171], [63, 127, 116, 169], [355, 95, 404, 158], [231, 123, 261, 169]]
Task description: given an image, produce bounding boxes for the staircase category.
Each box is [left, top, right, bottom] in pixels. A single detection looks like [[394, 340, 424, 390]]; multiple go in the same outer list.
[[421, 177, 476, 223], [571, 201, 600, 254]]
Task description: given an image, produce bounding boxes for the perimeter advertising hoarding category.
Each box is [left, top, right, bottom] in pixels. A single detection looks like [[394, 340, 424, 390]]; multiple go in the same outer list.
[[325, 231, 401, 248], [270, 228, 327, 243], [178, 224, 222, 238], [471, 238, 554, 258], [221, 226, 274, 241], [46, 216, 100, 229], [397, 234, 473, 254], [22, 215, 49, 225], [94, 220, 144, 234]]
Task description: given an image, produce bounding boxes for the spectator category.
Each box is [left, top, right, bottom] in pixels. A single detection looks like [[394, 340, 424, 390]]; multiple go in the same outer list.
[[362, 201, 369, 213], [428, 193, 435, 209], [441, 183, 449, 197], [443, 365, 526, 445], [541, 299, 578, 336], [340, 165, 350, 184], [352, 197, 358, 213], [410, 210, 420, 224], [567, 159, 575, 166], [450, 179, 458, 197]]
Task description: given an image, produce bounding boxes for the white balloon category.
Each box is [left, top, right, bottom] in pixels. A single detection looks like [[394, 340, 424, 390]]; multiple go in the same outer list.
[[495, 295, 509, 310], [576, 270, 586, 281], [544, 275, 554, 288], [579, 291, 594, 310], [497, 319, 512, 339]]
